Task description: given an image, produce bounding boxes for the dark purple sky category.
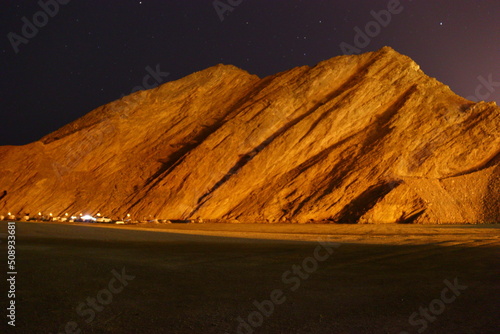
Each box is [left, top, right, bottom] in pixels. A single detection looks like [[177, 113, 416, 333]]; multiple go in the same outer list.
[[1, 0, 499, 145]]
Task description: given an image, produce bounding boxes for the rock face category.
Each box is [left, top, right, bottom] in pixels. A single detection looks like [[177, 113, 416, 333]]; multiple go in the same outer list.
[[0, 47, 498, 223]]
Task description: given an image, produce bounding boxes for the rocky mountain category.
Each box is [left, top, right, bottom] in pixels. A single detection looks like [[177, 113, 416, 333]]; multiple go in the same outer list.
[[1, 47, 498, 223]]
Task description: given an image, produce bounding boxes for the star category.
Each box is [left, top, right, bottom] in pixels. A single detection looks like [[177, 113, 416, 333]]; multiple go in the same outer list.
[[439, 22, 443, 26]]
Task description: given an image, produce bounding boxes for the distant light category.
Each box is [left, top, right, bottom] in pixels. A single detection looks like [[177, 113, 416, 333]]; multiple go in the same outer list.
[[97, 213, 101, 217], [81, 215, 96, 221], [65, 213, 69, 216], [127, 214, 131, 217], [38, 212, 42, 215], [49, 213, 53, 216], [8, 212, 11, 215]]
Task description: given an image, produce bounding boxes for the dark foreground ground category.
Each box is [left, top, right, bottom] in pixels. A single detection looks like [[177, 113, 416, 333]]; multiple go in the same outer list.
[[0, 222, 499, 333]]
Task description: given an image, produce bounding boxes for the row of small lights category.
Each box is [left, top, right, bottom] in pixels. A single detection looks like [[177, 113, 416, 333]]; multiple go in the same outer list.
[[4, 212, 132, 220]]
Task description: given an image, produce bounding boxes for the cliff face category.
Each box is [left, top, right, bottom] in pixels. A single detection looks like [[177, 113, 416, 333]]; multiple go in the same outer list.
[[1, 47, 498, 223]]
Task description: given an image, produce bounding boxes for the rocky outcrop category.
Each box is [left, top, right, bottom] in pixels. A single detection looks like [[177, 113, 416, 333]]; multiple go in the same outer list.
[[0, 47, 498, 223]]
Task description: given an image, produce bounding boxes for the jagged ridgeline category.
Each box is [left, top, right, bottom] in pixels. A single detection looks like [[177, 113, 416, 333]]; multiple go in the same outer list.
[[1, 47, 499, 223]]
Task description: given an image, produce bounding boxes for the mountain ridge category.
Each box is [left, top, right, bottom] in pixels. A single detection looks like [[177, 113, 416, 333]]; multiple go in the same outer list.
[[1, 47, 498, 223]]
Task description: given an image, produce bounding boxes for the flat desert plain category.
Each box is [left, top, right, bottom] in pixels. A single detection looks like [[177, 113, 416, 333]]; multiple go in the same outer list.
[[1, 221, 499, 333]]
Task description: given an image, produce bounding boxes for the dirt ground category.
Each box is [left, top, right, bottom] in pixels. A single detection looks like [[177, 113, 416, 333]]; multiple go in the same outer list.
[[1, 221, 499, 333]]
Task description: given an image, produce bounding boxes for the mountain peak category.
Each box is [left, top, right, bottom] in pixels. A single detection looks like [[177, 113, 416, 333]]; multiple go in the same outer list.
[[1, 49, 498, 224]]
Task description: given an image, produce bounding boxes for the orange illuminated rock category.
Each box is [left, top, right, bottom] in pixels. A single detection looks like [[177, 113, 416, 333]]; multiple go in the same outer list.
[[0, 47, 498, 223]]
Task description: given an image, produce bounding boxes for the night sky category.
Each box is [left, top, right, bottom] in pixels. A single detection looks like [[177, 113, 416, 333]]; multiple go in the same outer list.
[[1, 0, 499, 146]]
